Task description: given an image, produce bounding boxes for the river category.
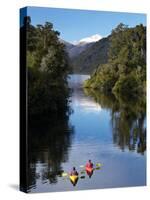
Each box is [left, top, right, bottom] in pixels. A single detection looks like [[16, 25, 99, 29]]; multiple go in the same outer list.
[[28, 74, 146, 193]]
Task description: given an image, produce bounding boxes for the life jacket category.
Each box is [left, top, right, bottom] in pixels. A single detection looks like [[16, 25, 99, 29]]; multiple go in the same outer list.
[[86, 162, 93, 168], [71, 170, 78, 175]]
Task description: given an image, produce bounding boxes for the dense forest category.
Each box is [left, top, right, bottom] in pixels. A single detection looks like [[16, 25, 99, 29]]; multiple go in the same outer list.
[[21, 16, 71, 118], [84, 23, 146, 99]]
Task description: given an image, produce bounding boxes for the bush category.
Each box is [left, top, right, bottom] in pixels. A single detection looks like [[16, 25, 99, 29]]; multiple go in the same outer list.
[[112, 72, 143, 98]]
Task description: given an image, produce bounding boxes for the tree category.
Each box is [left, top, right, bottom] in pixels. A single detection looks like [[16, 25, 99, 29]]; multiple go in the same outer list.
[[84, 23, 146, 98], [22, 16, 71, 116]]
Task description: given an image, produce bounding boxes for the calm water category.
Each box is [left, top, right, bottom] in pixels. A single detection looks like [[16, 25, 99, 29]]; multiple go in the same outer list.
[[28, 74, 146, 193]]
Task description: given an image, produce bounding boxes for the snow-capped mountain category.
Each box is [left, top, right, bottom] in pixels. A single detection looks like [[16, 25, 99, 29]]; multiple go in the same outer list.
[[60, 34, 109, 74], [60, 34, 102, 58], [74, 34, 102, 45]]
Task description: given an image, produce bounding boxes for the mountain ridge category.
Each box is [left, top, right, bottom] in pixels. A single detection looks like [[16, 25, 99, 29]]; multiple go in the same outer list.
[[60, 34, 103, 59], [60, 34, 109, 74], [71, 36, 110, 74]]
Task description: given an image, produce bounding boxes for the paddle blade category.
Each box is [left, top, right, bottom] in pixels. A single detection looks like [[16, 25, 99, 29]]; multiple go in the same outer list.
[[80, 165, 85, 168], [61, 172, 68, 177], [96, 163, 102, 167], [80, 176, 85, 179], [95, 167, 101, 170]]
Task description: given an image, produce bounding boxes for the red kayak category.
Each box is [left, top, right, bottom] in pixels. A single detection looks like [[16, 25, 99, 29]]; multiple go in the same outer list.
[[85, 166, 93, 173]]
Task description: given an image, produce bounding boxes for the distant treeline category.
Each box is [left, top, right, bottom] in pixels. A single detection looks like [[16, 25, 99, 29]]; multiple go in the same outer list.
[[84, 23, 146, 98], [20, 16, 71, 118]]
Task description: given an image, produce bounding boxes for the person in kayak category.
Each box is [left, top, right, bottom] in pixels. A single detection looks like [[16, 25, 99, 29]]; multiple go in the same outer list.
[[86, 160, 93, 168], [70, 167, 78, 176], [86, 160, 94, 178]]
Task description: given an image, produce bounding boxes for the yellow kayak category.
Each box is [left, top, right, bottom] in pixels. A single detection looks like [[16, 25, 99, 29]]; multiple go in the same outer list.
[[70, 175, 78, 183]]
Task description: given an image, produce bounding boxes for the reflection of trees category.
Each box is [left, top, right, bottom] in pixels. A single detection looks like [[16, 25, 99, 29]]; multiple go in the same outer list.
[[20, 15, 74, 192], [84, 88, 146, 155], [27, 107, 74, 191]]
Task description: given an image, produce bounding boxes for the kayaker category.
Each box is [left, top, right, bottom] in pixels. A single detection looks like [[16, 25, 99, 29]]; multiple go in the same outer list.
[[86, 160, 93, 168], [70, 167, 78, 176]]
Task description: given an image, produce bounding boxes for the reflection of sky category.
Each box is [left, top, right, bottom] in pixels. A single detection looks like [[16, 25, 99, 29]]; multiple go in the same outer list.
[[31, 75, 146, 192], [68, 74, 90, 88], [70, 109, 111, 144], [71, 92, 101, 113], [68, 74, 112, 145], [67, 75, 146, 190]]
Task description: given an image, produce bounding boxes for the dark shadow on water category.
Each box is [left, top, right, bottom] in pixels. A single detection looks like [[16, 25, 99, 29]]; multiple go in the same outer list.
[[26, 104, 74, 192]]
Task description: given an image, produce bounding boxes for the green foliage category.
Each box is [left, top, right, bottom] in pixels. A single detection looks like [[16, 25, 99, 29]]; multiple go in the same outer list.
[[25, 16, 38, 52], [85, 23, 146, 98], [28, 68, 70, 116], [41, 43, 70, 79], [21, 16, 71, 116], [27, 51, 36, 68], [112, 70, 143, 98]]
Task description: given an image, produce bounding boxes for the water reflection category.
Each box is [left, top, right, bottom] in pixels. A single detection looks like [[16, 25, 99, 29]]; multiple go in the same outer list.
[[69, 75, 101, 112], [28, 113, 74, 191], [27, 75, 146, 192], [84, 88, 146, 155], [71, 88, 101, 112]]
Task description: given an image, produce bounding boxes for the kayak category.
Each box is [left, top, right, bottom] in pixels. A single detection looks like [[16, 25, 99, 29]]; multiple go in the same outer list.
[[86, 166, 93, 173], [70, 175, 78, 183]]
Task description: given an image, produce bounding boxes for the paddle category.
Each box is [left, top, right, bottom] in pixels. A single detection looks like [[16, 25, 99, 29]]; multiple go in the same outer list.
[[80, 176, 85, 179], [79, 165, 85, 168], [61, 163, 102, 178], [61, 172, 69, 177], [94, 167, 101, 170], [96, 163, 102, 167], [94, 163, 102, 170], [80, 163, 102, 169]]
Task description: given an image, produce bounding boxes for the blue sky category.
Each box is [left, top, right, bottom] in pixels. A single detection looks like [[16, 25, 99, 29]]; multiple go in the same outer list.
[[21, 7, 146, 43]]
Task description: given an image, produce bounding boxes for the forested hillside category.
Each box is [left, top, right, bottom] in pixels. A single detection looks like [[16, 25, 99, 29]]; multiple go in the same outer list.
[[84, 23, 146, 98], [71, 37, 109, 74], [21, 16, 71, 117]]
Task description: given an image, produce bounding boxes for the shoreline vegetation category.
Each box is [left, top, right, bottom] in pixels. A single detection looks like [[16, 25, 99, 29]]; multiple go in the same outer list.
[[20, 14, 146, 191], [21, 16, 72, 120], [22, 16, 146, 121], [83, 23, 146, 100], [21, 16, 146, 117], [21, 16, 74, 188]]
